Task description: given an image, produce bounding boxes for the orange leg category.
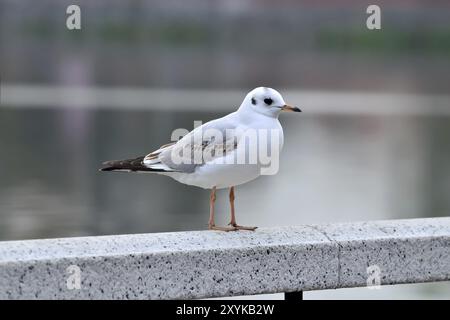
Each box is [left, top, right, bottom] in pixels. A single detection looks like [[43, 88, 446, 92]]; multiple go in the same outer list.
[[228, 186, 257, 231], [208, 187, 237, 231]]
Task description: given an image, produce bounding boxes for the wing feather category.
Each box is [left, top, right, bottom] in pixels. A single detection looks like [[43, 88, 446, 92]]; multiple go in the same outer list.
[[143, 113, 240, 173]]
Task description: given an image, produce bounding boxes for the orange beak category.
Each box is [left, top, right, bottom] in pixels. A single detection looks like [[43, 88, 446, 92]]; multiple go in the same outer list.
[[281, 104, 302, 112]]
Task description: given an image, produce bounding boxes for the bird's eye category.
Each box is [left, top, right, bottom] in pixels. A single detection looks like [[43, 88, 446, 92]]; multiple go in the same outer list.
[[251, 98, 256, 105], [264, 98, 273, 105]]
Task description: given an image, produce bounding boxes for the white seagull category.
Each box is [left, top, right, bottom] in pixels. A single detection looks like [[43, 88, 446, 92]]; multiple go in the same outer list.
[[100, 87, 301, 231]]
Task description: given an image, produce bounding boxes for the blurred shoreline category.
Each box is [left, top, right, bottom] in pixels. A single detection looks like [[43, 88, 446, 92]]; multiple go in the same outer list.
[[2, 84, 450, 115]]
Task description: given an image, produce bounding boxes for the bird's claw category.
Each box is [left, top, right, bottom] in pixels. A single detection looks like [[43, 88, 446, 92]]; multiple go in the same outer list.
[[208, 224, 238, 232], [228, 223, 258, 231]]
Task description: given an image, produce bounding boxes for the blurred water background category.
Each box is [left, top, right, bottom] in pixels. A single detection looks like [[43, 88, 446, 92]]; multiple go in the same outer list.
[[0, 0, 449, 299]]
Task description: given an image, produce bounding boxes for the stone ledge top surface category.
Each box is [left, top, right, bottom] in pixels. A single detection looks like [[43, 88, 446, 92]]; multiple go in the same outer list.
[[0, 217, 448, 263]]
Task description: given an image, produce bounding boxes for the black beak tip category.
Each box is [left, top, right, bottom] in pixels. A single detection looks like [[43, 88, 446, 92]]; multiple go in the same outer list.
[[294, 107, 302, 112]]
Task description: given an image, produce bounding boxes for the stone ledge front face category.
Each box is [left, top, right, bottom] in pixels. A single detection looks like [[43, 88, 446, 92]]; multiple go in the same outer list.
[[0, 218, 448, 299], [312, 218, 450, 289]]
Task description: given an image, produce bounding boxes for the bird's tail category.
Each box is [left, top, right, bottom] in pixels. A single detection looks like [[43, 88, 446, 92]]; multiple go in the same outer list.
[[99, 156, 167, 173]]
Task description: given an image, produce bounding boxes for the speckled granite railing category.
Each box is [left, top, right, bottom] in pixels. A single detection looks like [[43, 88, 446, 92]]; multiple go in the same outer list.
[[0, 218, 449, 299]]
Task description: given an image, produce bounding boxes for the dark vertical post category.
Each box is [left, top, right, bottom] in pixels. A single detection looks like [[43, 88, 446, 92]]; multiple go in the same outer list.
[[284, 291, 303, 301]]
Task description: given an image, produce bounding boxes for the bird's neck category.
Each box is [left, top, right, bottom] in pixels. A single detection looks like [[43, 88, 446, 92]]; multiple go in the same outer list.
[[236, 105, 279, 124]]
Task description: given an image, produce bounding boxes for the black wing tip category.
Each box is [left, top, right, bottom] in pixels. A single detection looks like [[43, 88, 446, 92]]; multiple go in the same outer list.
[[99, 156, 177, 173], [99, 167, 168, 173]]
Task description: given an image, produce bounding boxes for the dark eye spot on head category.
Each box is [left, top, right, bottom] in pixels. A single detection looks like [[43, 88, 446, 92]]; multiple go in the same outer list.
[[251, 97, 256, 105], [264, 98, 273, 105]]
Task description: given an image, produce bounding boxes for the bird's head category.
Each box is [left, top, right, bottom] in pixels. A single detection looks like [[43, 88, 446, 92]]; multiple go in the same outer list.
[[240, 87, 301, 118]]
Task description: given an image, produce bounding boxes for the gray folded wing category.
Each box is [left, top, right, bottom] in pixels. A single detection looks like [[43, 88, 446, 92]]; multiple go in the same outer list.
[[144, 115, 239, 173]]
